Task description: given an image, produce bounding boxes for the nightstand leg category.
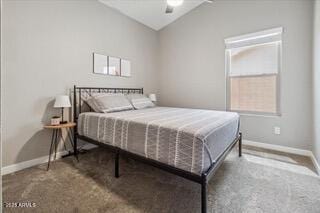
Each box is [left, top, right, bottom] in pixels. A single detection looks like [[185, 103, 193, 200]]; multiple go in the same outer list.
[[115, 151, 119, 178], [71, 130, 79, 162], [59, 129, 68, 151], [67, 129, 74, 149], [63, 141, 67, 151], [47, 129, 56, 171], [73, 130, 79, 162], [54, 129, 60, 160], [67, 128, 79, 162]]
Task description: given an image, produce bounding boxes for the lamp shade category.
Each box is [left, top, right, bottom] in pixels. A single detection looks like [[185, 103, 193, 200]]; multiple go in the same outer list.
[[148, 94, 157, 102], [54, 95, 71, 108], [167, 0, 184, 7]]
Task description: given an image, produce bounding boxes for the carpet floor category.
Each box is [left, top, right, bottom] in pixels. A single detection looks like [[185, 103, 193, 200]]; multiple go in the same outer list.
[[3, 146, 320, 213]]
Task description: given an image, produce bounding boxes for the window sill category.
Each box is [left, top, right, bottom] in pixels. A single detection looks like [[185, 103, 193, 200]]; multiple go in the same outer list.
[[227, 110, 281, 118], [238, 113, 281, 118]]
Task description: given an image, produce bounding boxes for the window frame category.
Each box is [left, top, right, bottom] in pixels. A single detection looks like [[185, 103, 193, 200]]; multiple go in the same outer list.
[[225, 40, 282, 116]]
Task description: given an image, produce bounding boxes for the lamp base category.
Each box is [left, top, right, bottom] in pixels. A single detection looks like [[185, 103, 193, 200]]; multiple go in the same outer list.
[[60, 121, 68, 124]]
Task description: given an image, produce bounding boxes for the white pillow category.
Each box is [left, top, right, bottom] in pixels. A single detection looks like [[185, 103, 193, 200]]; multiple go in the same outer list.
[[86, 93, 133, 113], [126, 94, 155, 109], [84, 93, 105, 112]]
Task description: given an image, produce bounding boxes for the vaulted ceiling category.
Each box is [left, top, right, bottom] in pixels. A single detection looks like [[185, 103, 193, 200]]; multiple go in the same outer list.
[[99, 0, 206, 31]]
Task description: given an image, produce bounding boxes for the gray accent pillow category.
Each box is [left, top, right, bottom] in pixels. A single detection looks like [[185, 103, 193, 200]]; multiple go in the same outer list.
[[83, 93, 102, 112], [87, 93, 133, 113], [126, 94, 155, 109]]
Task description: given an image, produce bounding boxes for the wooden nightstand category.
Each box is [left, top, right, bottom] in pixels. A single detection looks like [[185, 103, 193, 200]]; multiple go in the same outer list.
[[44, 122, 78, 170]]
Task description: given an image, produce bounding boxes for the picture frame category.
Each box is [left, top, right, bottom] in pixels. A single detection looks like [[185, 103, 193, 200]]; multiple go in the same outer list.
[[108, 56, 121, 76], [121, 59, 131, 77], [93, 53, 131, 77], [93, 53, 108, 75]]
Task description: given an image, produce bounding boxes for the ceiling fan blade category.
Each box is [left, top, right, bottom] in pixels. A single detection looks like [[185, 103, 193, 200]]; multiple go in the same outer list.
[[166, 5, 174, 14]]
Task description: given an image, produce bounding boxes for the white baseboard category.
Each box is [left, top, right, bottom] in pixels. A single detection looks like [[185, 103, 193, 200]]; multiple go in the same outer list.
[[243, 140, 312, 156], [243, 140, 319, 175], [1, 150, 69, 175], [1, 144, 97, 176], [310, 154, 320, 175], [2, 140, 319, 176], [80, 143, 98, 150]]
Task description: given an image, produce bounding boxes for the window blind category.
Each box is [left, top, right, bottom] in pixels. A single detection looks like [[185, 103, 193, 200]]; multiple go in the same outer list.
[[229, 43, 279, 77], [230, 75, 277, 113], [225, 27, 282, 49], [225, 27, 282, 115]]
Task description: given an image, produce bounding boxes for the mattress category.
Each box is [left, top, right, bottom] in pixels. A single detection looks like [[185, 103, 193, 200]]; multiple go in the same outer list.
[[78, 107, 239, 175]]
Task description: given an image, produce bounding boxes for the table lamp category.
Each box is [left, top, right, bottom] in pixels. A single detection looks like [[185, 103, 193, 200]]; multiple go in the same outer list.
[[54, 95, 71, 124], [148, 94, 157, 102]]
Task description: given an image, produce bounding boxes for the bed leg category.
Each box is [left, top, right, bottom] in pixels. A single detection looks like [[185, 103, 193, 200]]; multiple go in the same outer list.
[[239, 132, 242, 157], [74, 133, 79, 162], [115, 151, 120, 178], [201, 180, 207, 213]]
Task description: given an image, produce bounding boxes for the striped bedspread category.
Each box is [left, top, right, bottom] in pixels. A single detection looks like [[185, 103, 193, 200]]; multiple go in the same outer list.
[[78, 107, 239, 175]]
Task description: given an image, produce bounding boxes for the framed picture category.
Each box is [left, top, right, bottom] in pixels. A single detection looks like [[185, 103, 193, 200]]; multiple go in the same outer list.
[[108, 56, 121, 76], [93, 53, 131, 77], [121, 59, 131, 77], [93, 53, 108, 75]]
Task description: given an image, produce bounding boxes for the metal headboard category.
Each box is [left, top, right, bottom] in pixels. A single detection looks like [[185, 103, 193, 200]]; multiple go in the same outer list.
[[73, 85, 143, 123]]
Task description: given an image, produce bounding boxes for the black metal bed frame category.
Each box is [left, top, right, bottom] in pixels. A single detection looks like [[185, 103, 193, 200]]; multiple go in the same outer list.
[[73, 85, 242, 213]]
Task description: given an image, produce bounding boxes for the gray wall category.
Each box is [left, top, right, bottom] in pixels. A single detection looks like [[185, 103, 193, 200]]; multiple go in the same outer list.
[[159, 0, 314, 150], [313, 0, 320, 164], [3, 0, 316, 168], [2, 0, 159, 166]]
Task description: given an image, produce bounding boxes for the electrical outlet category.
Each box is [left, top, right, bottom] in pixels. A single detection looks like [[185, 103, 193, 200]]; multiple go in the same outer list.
[[274, 127, 281, 135]]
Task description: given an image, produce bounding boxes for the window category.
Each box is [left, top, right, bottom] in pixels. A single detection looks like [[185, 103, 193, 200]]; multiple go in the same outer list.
[[225, 28, 282, 115]]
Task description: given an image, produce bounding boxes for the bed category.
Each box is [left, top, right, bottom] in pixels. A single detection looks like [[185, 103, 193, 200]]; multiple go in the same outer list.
[[73, 86, 242, 213]]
